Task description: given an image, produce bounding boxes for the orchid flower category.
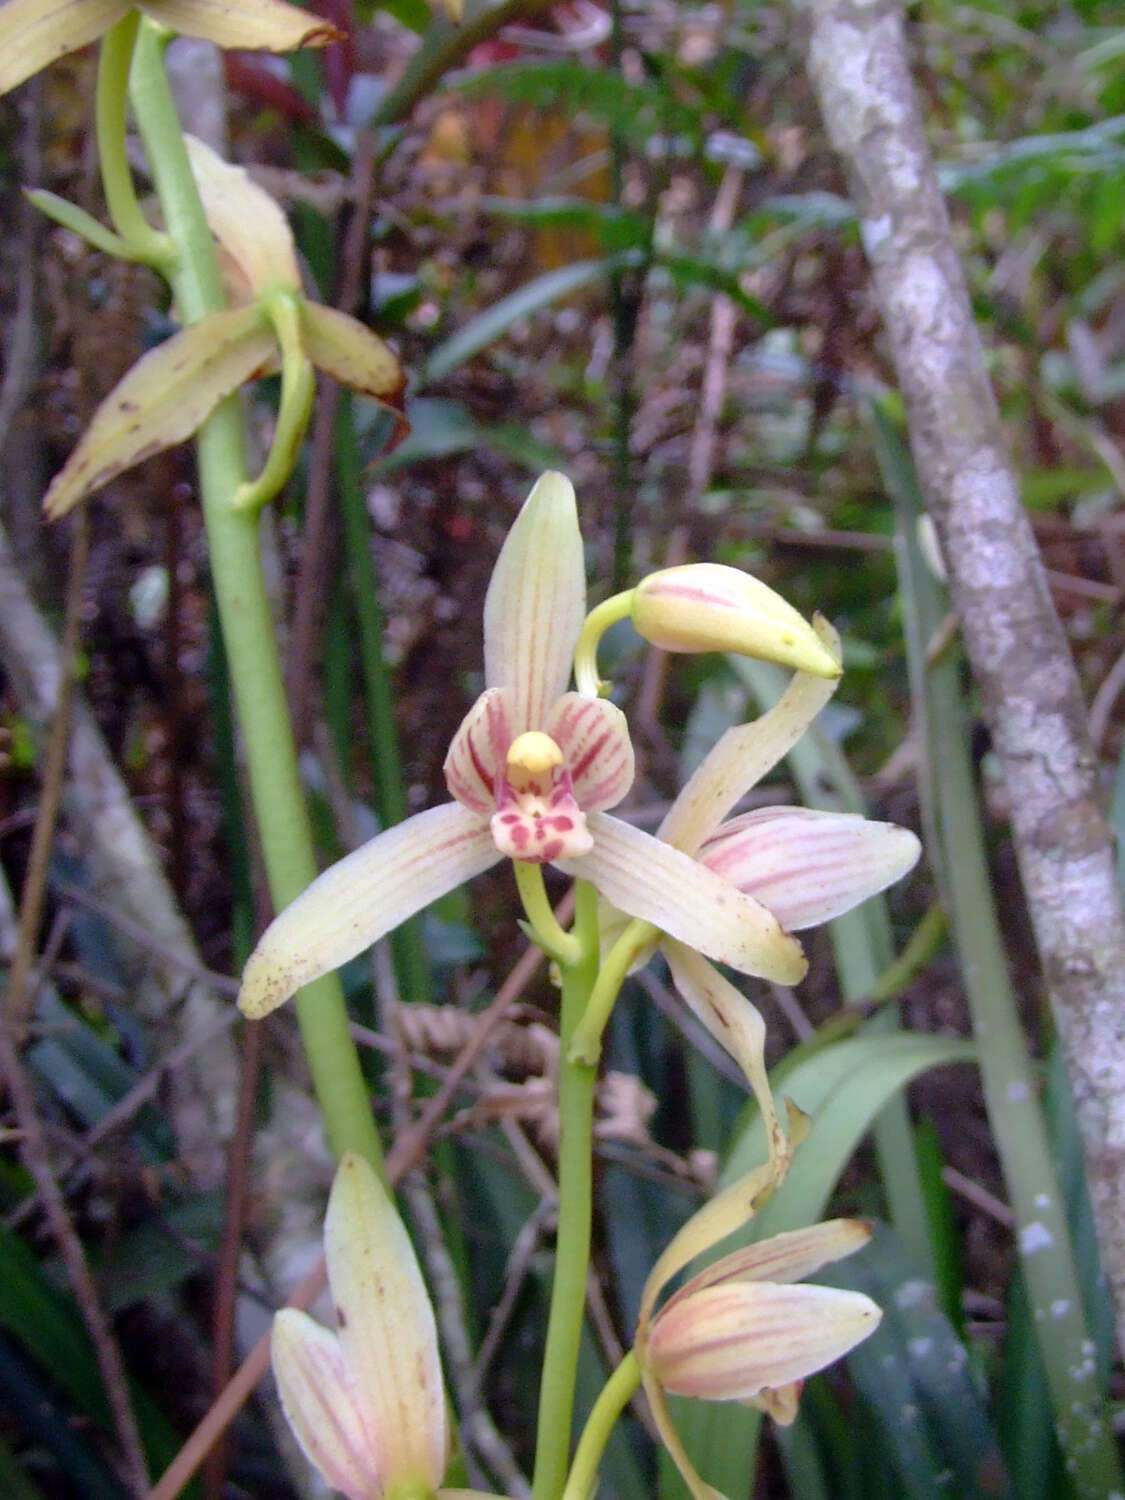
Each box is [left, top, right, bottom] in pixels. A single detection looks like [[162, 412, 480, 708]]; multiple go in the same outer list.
[[630, 1155, 880, 1500], [42, 137, 405, 520], [272, 1153, 449, 1500], [579, 615, 921, 1165], [239, 472, 813, 1020]]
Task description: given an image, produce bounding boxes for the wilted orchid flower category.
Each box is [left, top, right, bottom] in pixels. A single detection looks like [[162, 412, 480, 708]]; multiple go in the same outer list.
[[633, 1160, 880, 1500], [0, 0, 339, 95], [580, 616, 921, 1163], [239, 472, 810, 1020], [42, 138, 404, 520], [271, 1152, 451, 1500]]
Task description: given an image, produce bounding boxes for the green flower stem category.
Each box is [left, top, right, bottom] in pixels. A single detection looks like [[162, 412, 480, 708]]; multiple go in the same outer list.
[[531, 879, 601, 1500], [561, 1351, 642, 1500], [573, 590, 635, 697], [127, 21, 382, 1173], [96, 15, 172, 266], [513, 861, 582, 966], [232, 292, 315, 513], [567, 917, 657, 1066]]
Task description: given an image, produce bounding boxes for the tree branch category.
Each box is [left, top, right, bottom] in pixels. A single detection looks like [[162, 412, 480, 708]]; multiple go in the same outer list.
[[800, 0, 1125, 1353]]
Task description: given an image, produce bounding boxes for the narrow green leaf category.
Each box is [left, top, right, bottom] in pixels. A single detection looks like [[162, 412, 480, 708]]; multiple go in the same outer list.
[[420, 257, 626, 385], [880, 401, 1123, 1498], [822, 1224, 1011, 1498]]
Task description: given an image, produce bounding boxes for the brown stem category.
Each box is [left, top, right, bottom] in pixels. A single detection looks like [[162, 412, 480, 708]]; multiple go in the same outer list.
[[801, 0, 1125, 1354]]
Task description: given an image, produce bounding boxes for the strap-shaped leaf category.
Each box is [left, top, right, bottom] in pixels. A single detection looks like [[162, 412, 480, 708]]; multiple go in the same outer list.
[[43, 304, 273, 518]]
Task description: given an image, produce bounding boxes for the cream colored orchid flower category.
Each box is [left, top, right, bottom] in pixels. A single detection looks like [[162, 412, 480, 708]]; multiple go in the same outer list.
[[633, 1167, 880, 1500], [42, 137, 404, 520], [582, 617, 921, 1166], [239, 472, 810, 1020], [272, 1151, 456, 1500], [0, 0, 339, 96]]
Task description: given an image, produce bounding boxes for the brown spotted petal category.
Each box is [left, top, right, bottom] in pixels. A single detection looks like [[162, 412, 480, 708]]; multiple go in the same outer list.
[[142, 0, 343, 51], [324, 1154, 448, 1495], [545, 692, 634, 812], [646, 1280, 881, 1403], [0, 0, 128, 96], [697, 807, 921, 931], [42, 304, 274, 519]]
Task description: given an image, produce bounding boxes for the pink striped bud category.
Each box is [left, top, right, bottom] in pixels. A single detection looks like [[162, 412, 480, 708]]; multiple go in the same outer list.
[[631, 565, 841, 678]]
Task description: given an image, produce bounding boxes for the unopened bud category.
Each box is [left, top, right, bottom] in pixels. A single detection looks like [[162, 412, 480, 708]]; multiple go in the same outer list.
[[632, 564, 841, 678]]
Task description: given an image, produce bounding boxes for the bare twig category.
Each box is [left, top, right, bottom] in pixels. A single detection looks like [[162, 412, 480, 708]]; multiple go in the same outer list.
[[802, 0, 1125, 1353]]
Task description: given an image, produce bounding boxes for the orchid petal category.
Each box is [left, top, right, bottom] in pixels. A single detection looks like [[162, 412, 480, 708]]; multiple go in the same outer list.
[[301, 303, 408, 442], [546, 692, 634, 811], [43, 304, 274, 519], [142, 0, 343, 51], [668, 1220, 873, 1307], [646, 1281, 881, 1402], [325, 1154, 447, 1494], [568, 815, 807, 986], [658, 616, 842, 855], [239, 803, 499, 1018], [444, 688, 514, 814], [271, 1309, 384, 1500], [638, 1161, 778, 1333], [748, 1382, 802, 1426], [641, 1370, 727, 1500], [0, 0, 129, 96], [483, 472, 585, 734], [185, 135, 301, 299], [698, 807, 921, 930], [663, 942, 784, 1167]]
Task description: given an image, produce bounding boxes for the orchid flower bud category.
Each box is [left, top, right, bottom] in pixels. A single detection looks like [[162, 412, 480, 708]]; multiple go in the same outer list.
[[631, 564, 842, 678], [271, 1153, 450, 1500]]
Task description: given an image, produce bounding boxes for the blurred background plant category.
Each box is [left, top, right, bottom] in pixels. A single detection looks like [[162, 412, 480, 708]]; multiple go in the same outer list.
[[0, 0, 1123, 1497]]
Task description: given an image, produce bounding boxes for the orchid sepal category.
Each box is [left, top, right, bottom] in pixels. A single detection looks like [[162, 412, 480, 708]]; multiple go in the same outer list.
[[0, 0, 343, 97], [239, 803, 501, 1019]]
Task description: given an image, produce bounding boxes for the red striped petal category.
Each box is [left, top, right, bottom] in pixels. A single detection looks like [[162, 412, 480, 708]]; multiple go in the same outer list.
[[444, 688, 513, 814], [546, 693, 635, 812]]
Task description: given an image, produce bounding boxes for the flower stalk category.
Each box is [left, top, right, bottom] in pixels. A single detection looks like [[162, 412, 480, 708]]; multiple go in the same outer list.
[[127, 18, 381, 1170], [531, 879, 601, 1500]]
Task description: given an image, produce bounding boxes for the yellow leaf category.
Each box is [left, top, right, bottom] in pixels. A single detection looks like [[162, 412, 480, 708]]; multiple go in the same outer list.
[[0, 0, 129, 95], [43, 304, 273, 518]]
